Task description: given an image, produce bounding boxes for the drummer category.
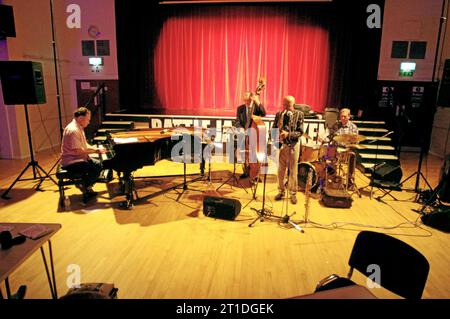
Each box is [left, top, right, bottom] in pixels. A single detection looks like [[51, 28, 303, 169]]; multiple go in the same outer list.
[[318, 108, 358, 143], [331, 108, 358, 136]]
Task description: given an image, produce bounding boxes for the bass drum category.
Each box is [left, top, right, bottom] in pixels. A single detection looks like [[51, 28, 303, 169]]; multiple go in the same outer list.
[[298, 161, 337, 191], [298, 162, 319, 191]]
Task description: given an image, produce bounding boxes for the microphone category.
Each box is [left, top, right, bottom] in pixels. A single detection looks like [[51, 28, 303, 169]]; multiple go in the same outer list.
[[368, 131, 394, 144], [286, 110, 293, 118], [281, 214, 304, 233], [289, 221, 305, 233]]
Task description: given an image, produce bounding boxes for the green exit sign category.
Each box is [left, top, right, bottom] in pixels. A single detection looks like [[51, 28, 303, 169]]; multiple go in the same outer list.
[[399, 71, 414, 77]]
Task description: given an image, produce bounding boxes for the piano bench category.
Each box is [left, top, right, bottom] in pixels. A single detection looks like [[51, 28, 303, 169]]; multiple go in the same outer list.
[[56, 165, 85, 208]]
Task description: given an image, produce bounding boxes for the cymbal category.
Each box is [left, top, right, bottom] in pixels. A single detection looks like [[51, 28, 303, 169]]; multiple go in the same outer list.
[[333, 134, 366, 144]]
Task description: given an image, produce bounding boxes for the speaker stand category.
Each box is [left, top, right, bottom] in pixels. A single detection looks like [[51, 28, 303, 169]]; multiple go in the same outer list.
[[45, 0, 65, 180], [1, 104, 58, 200]]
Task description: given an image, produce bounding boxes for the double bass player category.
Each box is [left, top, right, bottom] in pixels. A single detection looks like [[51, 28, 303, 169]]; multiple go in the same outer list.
[[235, 86, 267, 179]]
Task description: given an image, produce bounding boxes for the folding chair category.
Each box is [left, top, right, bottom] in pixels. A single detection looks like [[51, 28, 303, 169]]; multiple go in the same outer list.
[[315, 231, 430, 299]]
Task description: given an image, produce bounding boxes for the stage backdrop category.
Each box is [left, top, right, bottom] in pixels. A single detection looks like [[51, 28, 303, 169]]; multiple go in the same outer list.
[[116, 1, 384, 117], [153, 6, 329, 115]]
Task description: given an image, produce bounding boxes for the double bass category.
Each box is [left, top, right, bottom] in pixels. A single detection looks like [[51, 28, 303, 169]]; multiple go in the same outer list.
[[244, 77, 267, 180]]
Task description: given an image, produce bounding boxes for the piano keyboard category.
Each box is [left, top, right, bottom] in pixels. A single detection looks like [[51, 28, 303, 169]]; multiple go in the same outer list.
[[89, 144, 114, 183]]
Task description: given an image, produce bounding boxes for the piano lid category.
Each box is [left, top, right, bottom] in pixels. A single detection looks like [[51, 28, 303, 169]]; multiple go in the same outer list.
[[110, 127, 206, 142]]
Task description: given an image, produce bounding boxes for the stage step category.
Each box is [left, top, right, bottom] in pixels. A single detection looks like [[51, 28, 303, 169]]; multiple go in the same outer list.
[[105, 113, 152, 122], [358, 127, 389, 134], [96, 128, 130, 135], [354, 147, 397, 157], [353, 120, 386, 126], [358, 153, 399, 161], [360, 136, 392, 146], [101, 121, 135, 130], [358, 145, 395, 151]]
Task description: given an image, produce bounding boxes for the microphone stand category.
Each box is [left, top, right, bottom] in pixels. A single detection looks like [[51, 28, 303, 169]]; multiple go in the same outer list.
[[407, 0, 446, 199], [248, 161, 272, 227], [282, 113, 304, 233]]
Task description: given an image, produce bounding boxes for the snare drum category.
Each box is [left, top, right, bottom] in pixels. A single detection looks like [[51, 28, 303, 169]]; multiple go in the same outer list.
[[319, 143, 338, 160], [300, 144, 321, 162]]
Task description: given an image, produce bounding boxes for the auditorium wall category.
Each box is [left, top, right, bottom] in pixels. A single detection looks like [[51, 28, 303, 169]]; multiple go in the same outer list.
[[379, 0, 449, 158], [0, 0, 448, 159], [0, 0, 118, 159]]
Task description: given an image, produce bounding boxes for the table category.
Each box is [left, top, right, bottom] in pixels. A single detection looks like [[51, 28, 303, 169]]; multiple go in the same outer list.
[[291, 285, 377, 299], [0, 223, 61, 299]]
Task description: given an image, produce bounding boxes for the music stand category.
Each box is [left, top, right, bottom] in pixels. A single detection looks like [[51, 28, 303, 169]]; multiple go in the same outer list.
[[1, 104, 58, 199], [173, 160, 204, 202], [216, 132, 248, 193], [173, 135, 205, 201], [200, 140, 223, 187]]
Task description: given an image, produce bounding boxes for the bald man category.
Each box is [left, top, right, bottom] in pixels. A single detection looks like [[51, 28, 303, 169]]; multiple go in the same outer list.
[[319, 108, 359, 143], [272, 95, 304, 205], [331, 108, 358, 136]]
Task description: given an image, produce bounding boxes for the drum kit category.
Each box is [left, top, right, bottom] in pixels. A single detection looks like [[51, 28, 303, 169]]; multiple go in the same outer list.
[[298, 133, 366, 195]]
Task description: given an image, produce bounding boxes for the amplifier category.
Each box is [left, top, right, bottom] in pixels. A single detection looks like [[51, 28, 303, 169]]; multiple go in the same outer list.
[[373, 162, 402, 184], [203, 196, 241, 220], [421, 207, 450, 233]]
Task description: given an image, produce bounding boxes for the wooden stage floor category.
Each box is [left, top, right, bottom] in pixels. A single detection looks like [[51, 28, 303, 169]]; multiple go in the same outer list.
[[0, 150, 449, 299]]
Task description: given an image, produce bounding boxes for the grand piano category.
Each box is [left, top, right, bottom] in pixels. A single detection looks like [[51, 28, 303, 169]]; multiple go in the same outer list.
[[100, 127, 206, 208]]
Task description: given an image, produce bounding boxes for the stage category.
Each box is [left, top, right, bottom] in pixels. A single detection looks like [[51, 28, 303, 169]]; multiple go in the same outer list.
[[0, 149, 449, 299]]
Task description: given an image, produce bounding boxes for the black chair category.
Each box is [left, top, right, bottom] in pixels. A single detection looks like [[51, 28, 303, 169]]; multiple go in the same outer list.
[[323, 108, 339, 129], [315, 231, 430, 299]]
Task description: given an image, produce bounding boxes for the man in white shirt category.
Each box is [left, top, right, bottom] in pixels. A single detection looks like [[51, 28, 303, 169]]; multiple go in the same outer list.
[[61, 107, 105, 203]]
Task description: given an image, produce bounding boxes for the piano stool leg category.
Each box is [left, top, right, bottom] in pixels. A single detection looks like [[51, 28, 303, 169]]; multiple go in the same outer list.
[[58, 181, 65, 208]]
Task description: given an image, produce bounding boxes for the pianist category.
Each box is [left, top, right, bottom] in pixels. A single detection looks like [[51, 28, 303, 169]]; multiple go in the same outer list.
[[61, 107, 106, 203]]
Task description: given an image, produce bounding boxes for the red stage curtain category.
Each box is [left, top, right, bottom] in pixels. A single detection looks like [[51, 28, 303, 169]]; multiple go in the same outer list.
[[154, 6, 329, 116]]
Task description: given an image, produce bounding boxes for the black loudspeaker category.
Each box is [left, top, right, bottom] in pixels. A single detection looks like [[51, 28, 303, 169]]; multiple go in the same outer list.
[[0, 4, 16, 38], [421, 208, 450, 233], [373, 162, 403, 184], [0, 61, 46, 105], [437, 59, 450, 107], [203, 196, 241, 220]]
